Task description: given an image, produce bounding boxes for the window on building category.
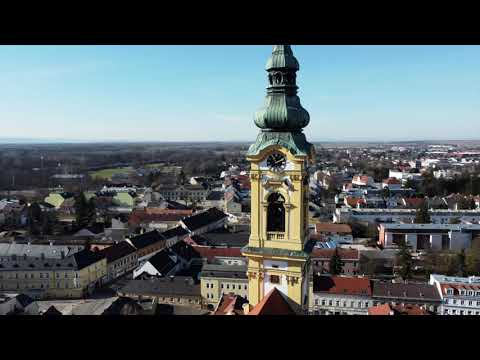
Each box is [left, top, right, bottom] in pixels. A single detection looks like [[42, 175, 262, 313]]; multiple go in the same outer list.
[[328, 300, 333, 306], [226, 284, 230, 289], [270, 275, 280, 284], [244, 285, 247, 290], [267, 193, 286, 232], [221, 284, 224, 289], [321, 300, 326, 306], [441, 234, 450, 250], [315, 299, 318, 305]]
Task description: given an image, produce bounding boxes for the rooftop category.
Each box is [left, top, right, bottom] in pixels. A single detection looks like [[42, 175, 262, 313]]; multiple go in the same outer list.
[[315, 223, 352, 234], [313, 275, 372, 296], [119, 277, 201, 297], [200, 263, 247, 280], [372, 281, 441, 301], [248, 288, 298, 316], [181, 208, 228, 232], [99, 241, 136, 263], [311, 248, 359, 260]]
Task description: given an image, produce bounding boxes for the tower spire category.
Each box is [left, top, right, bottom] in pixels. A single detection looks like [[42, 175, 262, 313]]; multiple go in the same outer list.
[[254, 45, 310, 132]]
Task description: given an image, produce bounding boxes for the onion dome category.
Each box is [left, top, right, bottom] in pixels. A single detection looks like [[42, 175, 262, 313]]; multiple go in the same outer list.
[[254, 45, 310, 131]]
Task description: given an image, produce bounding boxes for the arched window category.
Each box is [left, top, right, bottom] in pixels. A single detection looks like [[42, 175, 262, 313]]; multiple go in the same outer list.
[[267, 193, 286, 232]]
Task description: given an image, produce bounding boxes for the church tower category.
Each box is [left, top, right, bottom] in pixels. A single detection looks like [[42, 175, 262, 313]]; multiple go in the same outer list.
[[242, 45, 315, 313]]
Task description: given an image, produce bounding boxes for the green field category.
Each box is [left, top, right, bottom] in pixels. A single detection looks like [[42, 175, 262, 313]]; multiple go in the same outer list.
[[89, 167, 133, 180], [145, 163, 166, 169]]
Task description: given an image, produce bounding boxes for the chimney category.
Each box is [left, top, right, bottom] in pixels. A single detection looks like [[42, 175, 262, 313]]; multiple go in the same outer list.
[[242, 303, 250, 315]]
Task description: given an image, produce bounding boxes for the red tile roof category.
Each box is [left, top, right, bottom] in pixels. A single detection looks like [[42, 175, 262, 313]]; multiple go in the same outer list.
[[383, 177, 401, 184], [313, 275, 372, 296], [392, 304, 430, 315], [129, 209, 190, 226], [248, 288, 297, 316], [311, 248, 359, 261], [403, 197, 425, 208], [214, 294, 248, 315], [368, 303, 393, 315], [191, 246, 243, 261], [315, 223, 352, 234], [345, 196, 366, 208], [368, 303, 430, 315], [352, 176, 371, 185]]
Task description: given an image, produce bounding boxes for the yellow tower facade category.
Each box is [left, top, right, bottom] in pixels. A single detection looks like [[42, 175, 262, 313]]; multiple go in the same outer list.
[[242, 45, 315, 313]]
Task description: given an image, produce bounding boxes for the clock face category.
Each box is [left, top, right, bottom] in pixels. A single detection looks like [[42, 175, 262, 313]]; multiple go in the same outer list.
[[267, 152, 287, 172]]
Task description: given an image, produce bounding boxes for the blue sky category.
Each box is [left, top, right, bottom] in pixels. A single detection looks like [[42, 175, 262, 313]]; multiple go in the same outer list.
[[0, 45, 479, 142]]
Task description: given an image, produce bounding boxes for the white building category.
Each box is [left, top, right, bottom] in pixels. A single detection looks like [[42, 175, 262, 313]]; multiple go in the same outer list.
[[430, 274, 480, 315], [310, 275, 373, 315], [379, 223, 480, 251], [334, 208, 480, 225]]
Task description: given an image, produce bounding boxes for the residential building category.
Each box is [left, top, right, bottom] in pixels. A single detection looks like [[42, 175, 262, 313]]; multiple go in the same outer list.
[[128, 208, 193, 231], [180, 207, 228, 236], [379, 223, 480, 251], [118, 277, 204, 310], [0, 293, 36, 315], [157, 184, 210, 203], [314, 223, 353, 243], [133, 250, 180, 279], [334, 208, 480, 225], [200, 263, 248, 307], [368, 303, 431, 315], [192, 246, 245, 266], [309, 275, 373, 315], [126, 230, 166, 261], [202, 190, 225, 210], [186, 227, 249, 248], [212, 293, 249, 315], [0, 249, 107, 299], [372, 281, 441, 313], [352, 175, 374, 187], [429, 274, 480, 315], [382, 177, 401, 190], [160, 226, 190, 249], [0, 243, 83, 261], [99, 241, 137, 282], [311, 248, 360, 275], [132, 240, 197, 279]]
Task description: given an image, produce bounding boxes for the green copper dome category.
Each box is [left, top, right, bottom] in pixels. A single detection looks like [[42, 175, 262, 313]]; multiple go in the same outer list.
[[254, 45, 310, 131], [247, 45, 313, 158]]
